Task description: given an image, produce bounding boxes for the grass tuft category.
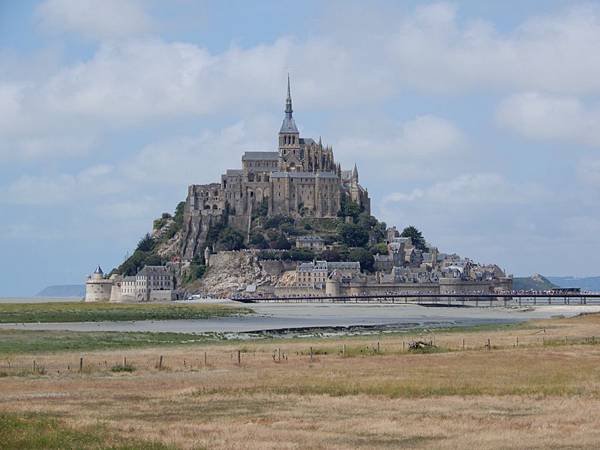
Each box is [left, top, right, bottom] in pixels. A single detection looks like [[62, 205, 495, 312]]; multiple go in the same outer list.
[[0, 301, 250, 324], [111, 363, 136, 373], [0, 412, 176, 449]]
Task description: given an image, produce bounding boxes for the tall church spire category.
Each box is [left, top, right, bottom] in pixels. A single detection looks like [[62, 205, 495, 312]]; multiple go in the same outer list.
[[352, 163, 359, 182], [280, 74, 298, 134], [285, 73, 293, 118]]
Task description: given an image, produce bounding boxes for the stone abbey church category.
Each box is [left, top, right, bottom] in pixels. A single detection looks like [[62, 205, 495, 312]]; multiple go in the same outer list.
[[182, 77, 370, 259]]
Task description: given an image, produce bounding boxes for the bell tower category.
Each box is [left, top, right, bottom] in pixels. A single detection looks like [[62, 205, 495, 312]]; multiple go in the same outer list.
[[278, 75, 301, 171]]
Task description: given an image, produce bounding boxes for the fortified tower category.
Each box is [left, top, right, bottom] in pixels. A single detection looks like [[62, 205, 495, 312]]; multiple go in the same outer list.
[[84, 266, 112, 302]]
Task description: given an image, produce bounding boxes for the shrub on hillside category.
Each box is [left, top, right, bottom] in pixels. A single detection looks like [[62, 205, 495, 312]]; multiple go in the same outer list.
[[338, 223, 369, 248]]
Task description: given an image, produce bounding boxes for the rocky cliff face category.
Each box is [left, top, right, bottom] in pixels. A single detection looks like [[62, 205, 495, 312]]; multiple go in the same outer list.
[[196, 251, 276, 297], [180, 211, 222, 260]]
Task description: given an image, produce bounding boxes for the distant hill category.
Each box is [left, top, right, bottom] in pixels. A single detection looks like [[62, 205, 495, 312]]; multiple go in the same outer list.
[[36, 284, 85, 298], [548, 276, 600, 293], [512, 274, 557, 291]]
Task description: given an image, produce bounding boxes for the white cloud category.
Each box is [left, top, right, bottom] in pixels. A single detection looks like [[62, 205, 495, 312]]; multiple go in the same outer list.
[[383, 173, 545, 209], [124, 121, 264, 186], [496, 92, 600, 147], [95, 198, 157, 221], [378, 173, 568, 273], [6, 3, 600, 162], [36, 0, 152, 41], [1, 164, 120, 205], [338, 115, 464, 159], [577, 157, 600, 188], [381, 3, 600, 95]]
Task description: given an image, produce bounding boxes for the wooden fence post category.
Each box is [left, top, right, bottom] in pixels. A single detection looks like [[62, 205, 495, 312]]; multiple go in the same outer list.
[[377, 341, 380, 353], [310, 347, 313, 362], [79, 357, 83, 373], [237, 350, 241, 366], [158, 355, 163, 370], [462, 338, 465, 351], [204, 352, 207, 367]]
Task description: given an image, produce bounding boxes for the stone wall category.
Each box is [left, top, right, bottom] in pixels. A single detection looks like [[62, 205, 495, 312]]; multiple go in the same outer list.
[[148, 290, 174, 302], [273, 286, 324, 297], [259, 259, 298, 276], [85, 280, 112, 302]]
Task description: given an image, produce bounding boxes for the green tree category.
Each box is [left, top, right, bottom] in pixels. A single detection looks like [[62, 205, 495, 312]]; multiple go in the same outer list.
[[136, 233, 155, 252], [289, 248, 315, 261], [218, 228, 245, 251], [349, 247, 375, 272], [319, 248, 341, 262], [400, 226, 427, 252], [370, 242, 389, 255], [117, 250, 163, 276], [263, 215, 294, 230], [338, 223, 369, 248], [173, 201, 185, 229], [338, 195, 362, 220], [255, 198, 269, 218], [273, 234, 292, 250], [249, 232, 269, 249]]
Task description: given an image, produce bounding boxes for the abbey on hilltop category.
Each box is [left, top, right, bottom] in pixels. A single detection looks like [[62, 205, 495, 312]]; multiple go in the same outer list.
[[181, 76, 370, 259], [85, 76, 512, 303]]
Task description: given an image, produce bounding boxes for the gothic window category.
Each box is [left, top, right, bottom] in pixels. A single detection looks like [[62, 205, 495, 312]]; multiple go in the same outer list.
[[212, 204, 218, 210]]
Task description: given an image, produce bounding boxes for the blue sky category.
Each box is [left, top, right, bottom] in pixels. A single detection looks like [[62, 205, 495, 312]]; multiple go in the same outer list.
[[1, 0, 600, 296]]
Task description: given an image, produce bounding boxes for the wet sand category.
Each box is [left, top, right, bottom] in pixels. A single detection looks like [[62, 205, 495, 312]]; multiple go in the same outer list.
[[1, 301, 599, 334]]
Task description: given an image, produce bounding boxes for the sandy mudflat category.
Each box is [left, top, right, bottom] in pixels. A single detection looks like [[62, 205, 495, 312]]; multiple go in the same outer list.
[[1, 301, 599, 334]]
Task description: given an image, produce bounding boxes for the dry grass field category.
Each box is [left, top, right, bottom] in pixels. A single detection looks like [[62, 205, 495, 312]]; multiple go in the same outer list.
[[2, 312, 600, 449]]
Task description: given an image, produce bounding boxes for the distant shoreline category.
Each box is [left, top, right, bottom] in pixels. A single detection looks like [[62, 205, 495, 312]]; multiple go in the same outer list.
[[0, 297, 82, 303]]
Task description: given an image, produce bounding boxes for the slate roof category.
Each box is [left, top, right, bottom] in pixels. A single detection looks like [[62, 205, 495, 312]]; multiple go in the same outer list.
[[270, 171, 338, 179], [280, 116, 299, 133], [242, 151, 279, 161]]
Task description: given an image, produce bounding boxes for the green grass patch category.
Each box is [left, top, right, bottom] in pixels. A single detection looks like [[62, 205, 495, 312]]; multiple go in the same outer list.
[[0, 412, 176, 449], [0, 302, 250, 323], [0, 329, 227, 354], [110, 363, 136, 373]]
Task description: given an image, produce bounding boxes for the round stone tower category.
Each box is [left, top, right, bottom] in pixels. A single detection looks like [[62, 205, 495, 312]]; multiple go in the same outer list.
[[85, 266, 113, 302]]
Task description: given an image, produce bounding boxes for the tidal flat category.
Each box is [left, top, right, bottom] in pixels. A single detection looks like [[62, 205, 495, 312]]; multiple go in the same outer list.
[[2, 313, 600, 449]]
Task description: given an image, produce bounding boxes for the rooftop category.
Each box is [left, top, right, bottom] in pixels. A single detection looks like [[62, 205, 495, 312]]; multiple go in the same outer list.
[[242, 151, 279, 161], [297, 236, 324, 242], [137, 265, 170, 277], [271, 171, 338, 179]]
